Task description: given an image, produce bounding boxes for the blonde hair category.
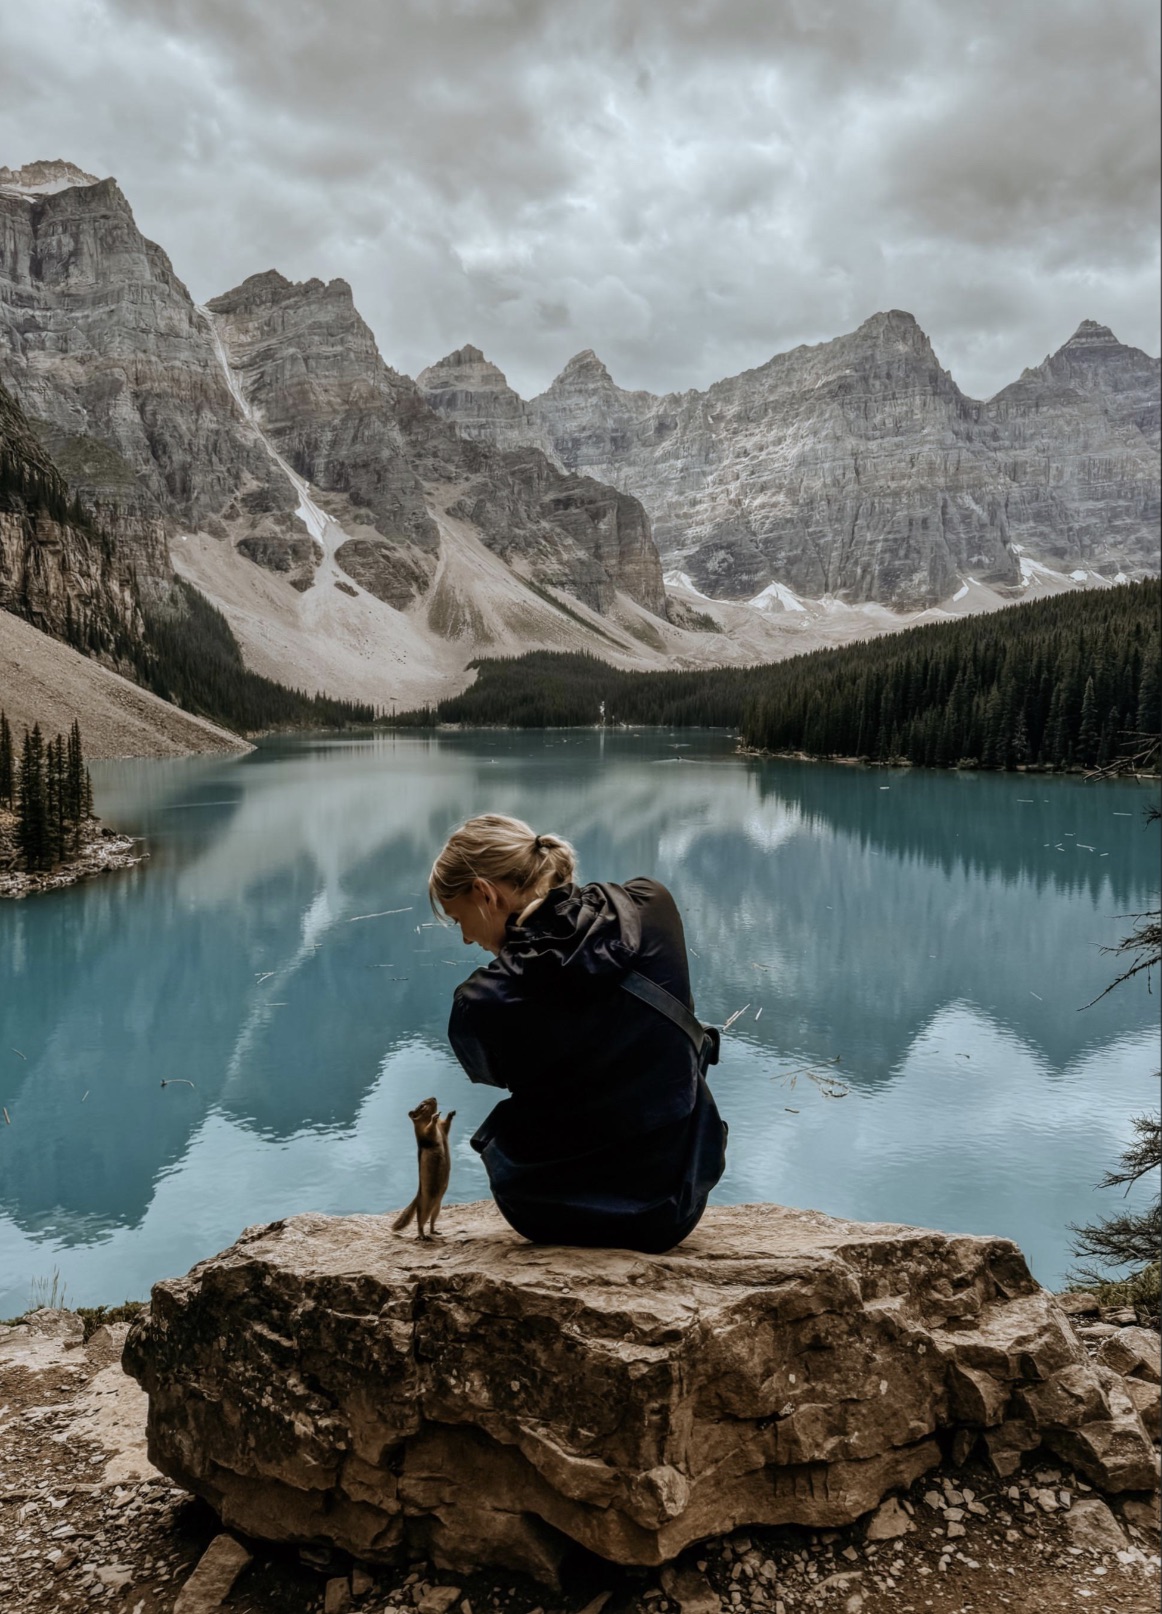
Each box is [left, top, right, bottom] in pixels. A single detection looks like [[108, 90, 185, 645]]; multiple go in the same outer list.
[[429, 813, 577, 922]]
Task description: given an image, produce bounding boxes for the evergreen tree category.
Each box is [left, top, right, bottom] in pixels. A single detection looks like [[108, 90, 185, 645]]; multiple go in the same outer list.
[[16, 724, 47, 870], [66, 720, 87, 847], [394, 581, 1159, 778], [0, 711, 12, 809], [1136, 642, 1160, 736], [1076, 676, 1100, 767], [1011, 706, 1030, 768], [44, 732, 65, 865]]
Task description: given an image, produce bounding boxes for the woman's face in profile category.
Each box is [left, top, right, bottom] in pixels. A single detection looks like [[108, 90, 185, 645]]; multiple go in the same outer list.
[[442, 883, 513, 955]]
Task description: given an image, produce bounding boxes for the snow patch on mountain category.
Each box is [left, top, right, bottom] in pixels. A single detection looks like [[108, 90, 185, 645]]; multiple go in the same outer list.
[[0, 160, 99, 197], [748, 580, 808, 613]]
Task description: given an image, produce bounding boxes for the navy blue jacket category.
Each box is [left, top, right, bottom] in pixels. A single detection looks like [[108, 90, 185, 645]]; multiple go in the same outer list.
[[448, 877, 727, 1252]]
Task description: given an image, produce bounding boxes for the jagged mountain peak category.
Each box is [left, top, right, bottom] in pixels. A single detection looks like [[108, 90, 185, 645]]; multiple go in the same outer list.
[[0, 159, 101, 196], [443, 344, 488, 366], [1047, 320, 1159, 372], [551, 349, 616, 387], [1004, 319, 1162, 400], [851, 308, 935, 353], [208, 271, 354, 316], [416, 345, 512, 390], [1064, 319, 1119, 346]]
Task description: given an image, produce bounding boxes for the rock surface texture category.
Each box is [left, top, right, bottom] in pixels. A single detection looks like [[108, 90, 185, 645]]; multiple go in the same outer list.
[[0, 376, 139, 646], [0, 160, 680, 717], [419, 314, 1160, 606], [0, 160, 665, 631], [123, 1202, 1158, 1580], [0, 163, 273, 581], [207, 271, 665, 617], [987, 320, 1161, 570]]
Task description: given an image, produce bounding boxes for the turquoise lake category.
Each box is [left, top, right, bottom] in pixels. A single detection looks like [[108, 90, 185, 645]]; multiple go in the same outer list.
[[0, 729, 1157, 1314]]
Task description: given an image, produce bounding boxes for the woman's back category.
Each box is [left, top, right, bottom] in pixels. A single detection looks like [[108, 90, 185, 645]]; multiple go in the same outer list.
[[449, 877, 726, 1251]]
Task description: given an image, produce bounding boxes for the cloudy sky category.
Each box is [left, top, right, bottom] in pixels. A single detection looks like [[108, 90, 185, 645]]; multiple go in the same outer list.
[[1, 0, 1158, 399]]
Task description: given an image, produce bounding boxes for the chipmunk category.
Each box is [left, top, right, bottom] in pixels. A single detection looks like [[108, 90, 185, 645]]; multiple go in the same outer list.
[[392, 1096, 455, 1240]]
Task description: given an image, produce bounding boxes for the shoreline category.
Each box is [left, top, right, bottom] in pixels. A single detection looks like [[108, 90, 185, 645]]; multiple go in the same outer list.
[[734, 744, 1162, 778], [0, 816, 147, 900], [379, 720, 1161, 781]]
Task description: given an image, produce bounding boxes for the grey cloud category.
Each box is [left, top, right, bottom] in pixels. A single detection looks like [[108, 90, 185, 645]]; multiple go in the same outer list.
[[0, 0, 1156, 402]]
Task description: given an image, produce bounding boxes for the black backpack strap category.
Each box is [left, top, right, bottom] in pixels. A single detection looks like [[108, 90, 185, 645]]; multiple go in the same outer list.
[[621, 970, 720, 1068]]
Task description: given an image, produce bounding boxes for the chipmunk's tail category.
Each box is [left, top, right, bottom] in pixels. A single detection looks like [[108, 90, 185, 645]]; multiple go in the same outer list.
[[392, 1198, 418, 1232]]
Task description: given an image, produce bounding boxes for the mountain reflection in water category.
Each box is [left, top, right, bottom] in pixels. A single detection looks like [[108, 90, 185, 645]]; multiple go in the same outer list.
[[1, 729, 1156, 1310]]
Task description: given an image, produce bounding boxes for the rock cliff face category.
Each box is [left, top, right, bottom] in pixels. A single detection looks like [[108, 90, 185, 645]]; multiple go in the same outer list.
[[0, 163, 280, 585], [123, 1203, 1157, 1581], [0, 159, 667, 658], [419, 313, 1160, 606], [208, 273, 665, 616], [985, 321, 1160, 569], [415, 344, 555, 458], [0, 377, 139, 650]]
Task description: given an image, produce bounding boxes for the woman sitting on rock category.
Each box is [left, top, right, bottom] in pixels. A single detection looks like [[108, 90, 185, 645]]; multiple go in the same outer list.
[[430, 813, 727, 1254]]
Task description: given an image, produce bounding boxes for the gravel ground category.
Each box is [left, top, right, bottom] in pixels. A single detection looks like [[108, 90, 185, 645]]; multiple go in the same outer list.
[[1, 1311, 1157, 1614]]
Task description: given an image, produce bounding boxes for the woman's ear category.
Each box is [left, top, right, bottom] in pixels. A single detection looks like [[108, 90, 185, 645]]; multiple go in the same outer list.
[[472, 877, 499, 909]]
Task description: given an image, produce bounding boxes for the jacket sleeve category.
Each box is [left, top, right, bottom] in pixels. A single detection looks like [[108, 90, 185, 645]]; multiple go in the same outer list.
[[448, 983, 508, 1088]]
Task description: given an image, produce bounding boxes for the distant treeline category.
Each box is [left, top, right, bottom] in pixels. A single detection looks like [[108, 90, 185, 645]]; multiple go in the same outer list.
[[0, 712, 94, 871], [133, 580, 375, 733], [397, 582, 1160, 772]]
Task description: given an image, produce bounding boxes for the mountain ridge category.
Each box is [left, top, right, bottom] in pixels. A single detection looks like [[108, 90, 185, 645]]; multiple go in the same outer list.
[[0, 165, 719, 710], [419, 310, 1159, 604], [2, 158, 1155, 719]]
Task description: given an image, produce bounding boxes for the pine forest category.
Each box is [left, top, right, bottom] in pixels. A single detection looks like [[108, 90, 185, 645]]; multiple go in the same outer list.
[[0, 712, 94, 871], [402, 582, 1160, 772]]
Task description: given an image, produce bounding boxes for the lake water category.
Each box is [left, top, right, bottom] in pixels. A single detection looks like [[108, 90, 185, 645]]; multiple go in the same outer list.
[[1, 729, 1157, 1314]]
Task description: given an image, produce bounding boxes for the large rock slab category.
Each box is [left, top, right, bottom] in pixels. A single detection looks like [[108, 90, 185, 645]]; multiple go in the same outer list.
[[123, 1203, 1157, 1578]]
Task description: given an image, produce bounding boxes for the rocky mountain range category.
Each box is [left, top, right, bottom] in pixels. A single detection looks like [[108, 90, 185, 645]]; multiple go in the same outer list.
[[0, 161, 686, 712], [0, 158, 1157, 720], [419, 314, 1160, 606]]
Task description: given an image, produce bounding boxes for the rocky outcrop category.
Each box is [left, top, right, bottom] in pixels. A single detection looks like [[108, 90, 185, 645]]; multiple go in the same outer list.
[[450, 446, 666, 616], [0, 166, 286, 579], [0, 162, 667, 648], [985, 321, 1160, 572], [208, 272, 666, 617], [206, 269, 440, 607], [0, 159, 100, 196], [416, 345, 555, 458], [419, 314, 1160, 606], [123, 1202, 1157, 1581], [0, 376, 139, 648]]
